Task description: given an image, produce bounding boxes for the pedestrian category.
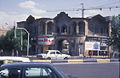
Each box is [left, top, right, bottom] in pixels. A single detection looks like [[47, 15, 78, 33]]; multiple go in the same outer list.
[[16, 50, 18, 56], [0, 49, 5, 56], [83, 52, 87, 58], [11, 50, 14, 56]]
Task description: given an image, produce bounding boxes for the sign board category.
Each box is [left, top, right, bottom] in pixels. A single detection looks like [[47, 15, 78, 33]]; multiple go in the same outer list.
[[38, 36, 54, 45], [85, 41, 100, 50]]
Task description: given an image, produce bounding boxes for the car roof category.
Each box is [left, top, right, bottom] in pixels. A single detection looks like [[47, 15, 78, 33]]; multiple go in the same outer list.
[[0, 62, 54, 68], [0, 56, 30, 62], [0, 62, 65, 78], [46, 50, 59, 51]]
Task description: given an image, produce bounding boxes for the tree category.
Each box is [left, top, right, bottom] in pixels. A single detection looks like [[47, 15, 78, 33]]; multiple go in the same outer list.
[[109, 15, 120, 52], [0, 28, 28, 55], [0, 35, 5, 49]]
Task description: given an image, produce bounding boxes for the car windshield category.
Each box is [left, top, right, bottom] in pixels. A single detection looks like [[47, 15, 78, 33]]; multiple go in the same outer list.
[[56, 52, 61, 54], [42, 51, 48, 54]]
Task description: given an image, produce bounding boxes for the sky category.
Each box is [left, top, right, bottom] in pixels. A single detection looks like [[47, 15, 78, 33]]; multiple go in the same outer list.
[[0, 0, 120, 26]]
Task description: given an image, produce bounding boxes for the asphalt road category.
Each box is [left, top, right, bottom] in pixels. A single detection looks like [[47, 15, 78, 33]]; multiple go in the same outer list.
[[54, 62, 120, 78]]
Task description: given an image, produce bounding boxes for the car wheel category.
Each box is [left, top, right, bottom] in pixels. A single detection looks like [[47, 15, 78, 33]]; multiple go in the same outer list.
[[64, 57, 68, 60], [37, 55, 43, 59], [47, 57, 51, 60]]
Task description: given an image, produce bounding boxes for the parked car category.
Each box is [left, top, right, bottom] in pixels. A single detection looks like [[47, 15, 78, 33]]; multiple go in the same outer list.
[[37, 50, 71, 60], [0, 62, 65, 78], [0, 56, 30, 66]]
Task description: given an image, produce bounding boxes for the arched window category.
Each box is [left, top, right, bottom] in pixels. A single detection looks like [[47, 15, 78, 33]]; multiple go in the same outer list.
[[62, 25, 67, 34], [47, 22, 54, 34], [41, 22, 45, 34], [72, 22, 77, 34], [78, 21, 85, 35]]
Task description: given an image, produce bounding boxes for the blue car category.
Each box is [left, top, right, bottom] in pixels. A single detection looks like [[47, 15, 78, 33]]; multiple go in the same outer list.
[[0, 62, 65, 78]]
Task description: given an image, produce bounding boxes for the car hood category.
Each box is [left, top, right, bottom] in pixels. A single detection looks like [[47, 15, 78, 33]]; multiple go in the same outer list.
[[62, 54, 71, 57]]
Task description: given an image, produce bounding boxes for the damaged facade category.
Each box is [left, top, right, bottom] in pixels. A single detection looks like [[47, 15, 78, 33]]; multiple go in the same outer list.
[[17, 12, 112, 57]]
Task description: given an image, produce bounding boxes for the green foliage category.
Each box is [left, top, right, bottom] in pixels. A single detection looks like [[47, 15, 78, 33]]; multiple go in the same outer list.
[[0, 28, 28, 52], [110, 15, 120, 52], [0, 35, 5, 49]]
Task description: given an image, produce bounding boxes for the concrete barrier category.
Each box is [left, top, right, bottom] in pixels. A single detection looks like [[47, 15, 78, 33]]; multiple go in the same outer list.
[[97, 59, 110, 63], [32, 60, 51, 63], [32, 59, 114, 63], [68, 59, 83, 63]]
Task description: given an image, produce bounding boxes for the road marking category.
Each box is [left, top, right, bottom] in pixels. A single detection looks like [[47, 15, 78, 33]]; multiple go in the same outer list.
[[32, 60, 51, 63]]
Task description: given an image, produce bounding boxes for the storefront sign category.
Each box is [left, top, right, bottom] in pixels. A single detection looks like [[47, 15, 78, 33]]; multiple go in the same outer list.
[[85, 41, 100, 50], [38, 36, 54, 45]]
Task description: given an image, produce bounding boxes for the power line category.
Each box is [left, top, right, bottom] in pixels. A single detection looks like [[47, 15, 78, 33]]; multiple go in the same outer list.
[[47, 3, 120, 18], [90, 1, 118, 8], [78, 4, 120, 18]]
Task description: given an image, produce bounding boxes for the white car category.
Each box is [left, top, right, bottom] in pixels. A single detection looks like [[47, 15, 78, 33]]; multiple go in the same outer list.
[[0, 56, 30, 66], [0, 62, 65, 78], [37, 50, 71, 60]]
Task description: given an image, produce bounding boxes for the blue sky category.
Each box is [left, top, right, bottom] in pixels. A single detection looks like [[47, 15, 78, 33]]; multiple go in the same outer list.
[[0, 0, 120, 26]]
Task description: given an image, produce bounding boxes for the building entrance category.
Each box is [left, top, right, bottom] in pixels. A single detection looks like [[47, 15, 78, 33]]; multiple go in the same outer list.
[[57, 39, 70, 54]]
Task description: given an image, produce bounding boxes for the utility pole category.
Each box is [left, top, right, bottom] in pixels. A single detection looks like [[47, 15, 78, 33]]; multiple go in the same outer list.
[[47, 3, 120, 18], [14, 21, 17, 38], [81, 3, 84, 18], [20, 30, 23, 51], [14, 27, 30, 56], [14, 26, 16, 38]]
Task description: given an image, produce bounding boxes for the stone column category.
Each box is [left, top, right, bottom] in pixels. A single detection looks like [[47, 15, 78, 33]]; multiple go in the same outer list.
[[84, 20, 88, 36], [76, 23, 79, 34], [45, 22, 47, 35], [108, 21, 112, 57], [108, 22, 112, 37]]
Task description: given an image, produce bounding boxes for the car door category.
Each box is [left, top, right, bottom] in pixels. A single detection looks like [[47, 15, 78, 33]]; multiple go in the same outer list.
[[49, 51, 57, 59], [56, 51, 63, 59]]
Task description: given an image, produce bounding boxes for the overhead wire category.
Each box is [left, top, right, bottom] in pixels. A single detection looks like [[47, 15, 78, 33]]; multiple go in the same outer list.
[[92, 0, 120, 8], [47, 0, 120, 17]]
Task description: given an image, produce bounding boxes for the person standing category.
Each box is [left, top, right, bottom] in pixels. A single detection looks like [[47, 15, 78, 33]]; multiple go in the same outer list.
[[0, 49, 4, 56], [16, 50, 18, 56], [11, 49, 14, 56]]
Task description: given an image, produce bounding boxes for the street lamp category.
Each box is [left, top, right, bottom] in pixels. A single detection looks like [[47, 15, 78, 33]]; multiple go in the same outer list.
[[14, 26, 30, 56]]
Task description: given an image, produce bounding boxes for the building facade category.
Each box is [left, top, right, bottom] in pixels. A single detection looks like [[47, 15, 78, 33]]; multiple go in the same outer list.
[[17, 12, 112, 57], [0, 26, 12, 36]]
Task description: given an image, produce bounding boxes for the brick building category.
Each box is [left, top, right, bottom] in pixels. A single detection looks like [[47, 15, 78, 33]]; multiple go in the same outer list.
[[17, 12, 112, 57]]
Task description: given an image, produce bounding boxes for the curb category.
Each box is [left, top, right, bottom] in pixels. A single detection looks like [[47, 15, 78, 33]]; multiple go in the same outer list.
[[97, 59, 110, 63], [68, 59, 83, 63], [32, 59, 119, 63], [32, 60, 51, 63]]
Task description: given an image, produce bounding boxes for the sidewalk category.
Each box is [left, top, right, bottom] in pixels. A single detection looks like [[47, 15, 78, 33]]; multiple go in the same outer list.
[[27, 55, 119, 63]]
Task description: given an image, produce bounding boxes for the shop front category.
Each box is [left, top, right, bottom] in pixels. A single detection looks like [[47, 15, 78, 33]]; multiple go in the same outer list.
[[99, 41, 109, 56], [85, 41, 100, 57], [37, 36, 55, 53]]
